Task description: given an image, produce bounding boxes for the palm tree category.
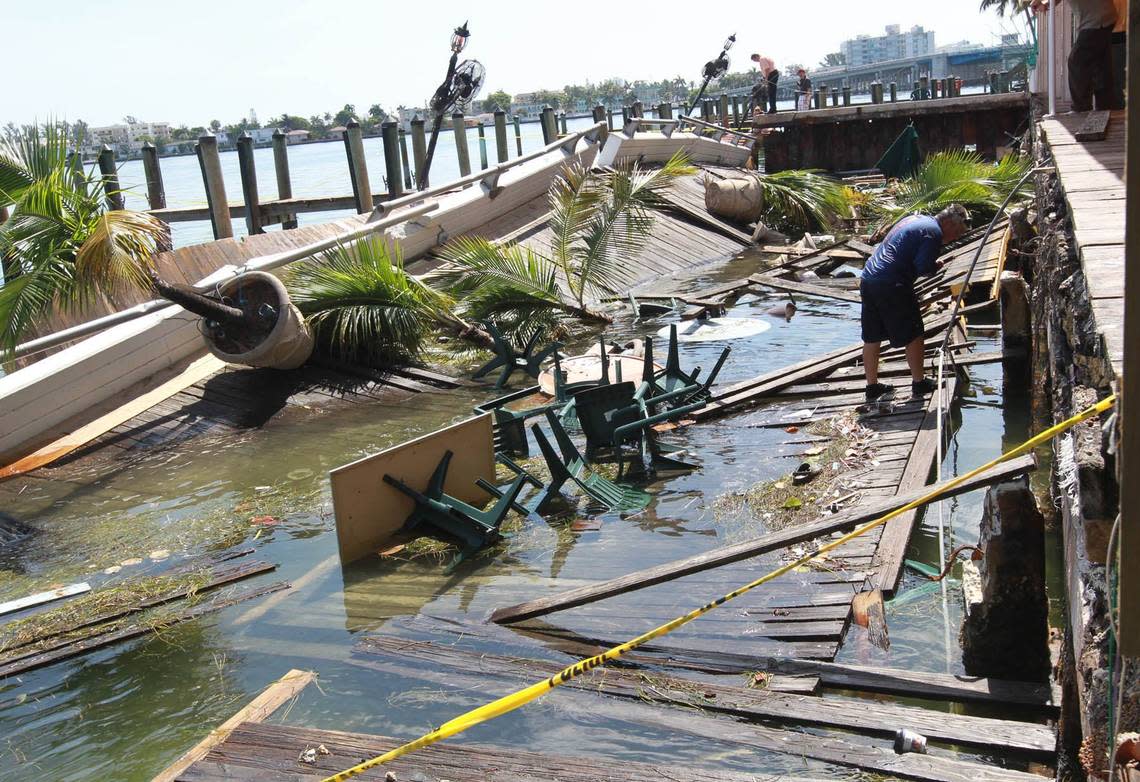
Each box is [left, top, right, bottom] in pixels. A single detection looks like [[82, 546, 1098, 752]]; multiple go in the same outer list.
[[871, 149, 1031, 234], [0, 123, 168, 357], [285, 236, 488, 366], [734, 169, 855, 235], [430, 151, 694, 338]]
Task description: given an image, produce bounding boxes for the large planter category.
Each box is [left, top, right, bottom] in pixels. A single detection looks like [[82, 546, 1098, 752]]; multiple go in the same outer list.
[[704, 174, 764, 223], [203, 271, 314, 370]]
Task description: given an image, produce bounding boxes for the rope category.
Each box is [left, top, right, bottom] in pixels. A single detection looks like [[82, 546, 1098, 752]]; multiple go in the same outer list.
[[320, 393, 1118, 782]]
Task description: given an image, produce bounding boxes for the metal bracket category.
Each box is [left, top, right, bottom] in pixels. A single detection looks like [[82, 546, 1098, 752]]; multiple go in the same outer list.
[[481, 170, 503, 198]]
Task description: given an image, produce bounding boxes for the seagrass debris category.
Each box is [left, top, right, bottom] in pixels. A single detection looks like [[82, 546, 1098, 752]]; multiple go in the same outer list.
[[489, 453, 1036, 624], [0, 558, 279, 676]]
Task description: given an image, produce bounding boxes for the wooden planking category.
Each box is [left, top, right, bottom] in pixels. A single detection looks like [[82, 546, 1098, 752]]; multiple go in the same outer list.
[[762, 658, 1061, 710], [356, 636, 1056, 754], [178, 722, 833, 782], [152, 668, 316, 782], [748, 273, 862, 303], [0, 582, 91, 617], [491, 454, 1034, 624]]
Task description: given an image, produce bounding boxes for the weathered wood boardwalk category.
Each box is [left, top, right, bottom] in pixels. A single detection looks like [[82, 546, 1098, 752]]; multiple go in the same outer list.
[[1040, 110, 1125, 375]]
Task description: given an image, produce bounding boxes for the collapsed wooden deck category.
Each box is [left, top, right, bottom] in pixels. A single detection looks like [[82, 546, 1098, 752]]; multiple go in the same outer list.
[[167, 226, 1060, 781]]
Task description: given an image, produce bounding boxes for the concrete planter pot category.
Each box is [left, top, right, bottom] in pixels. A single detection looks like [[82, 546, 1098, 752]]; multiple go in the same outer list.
[[203, 271, 314, 370]]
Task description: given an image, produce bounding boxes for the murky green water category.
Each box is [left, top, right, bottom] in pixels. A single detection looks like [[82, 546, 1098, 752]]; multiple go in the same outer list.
[[0, 260, 1049, 780]]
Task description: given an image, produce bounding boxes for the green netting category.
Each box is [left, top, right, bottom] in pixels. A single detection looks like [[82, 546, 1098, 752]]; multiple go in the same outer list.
[[876, 123, 921, 179]]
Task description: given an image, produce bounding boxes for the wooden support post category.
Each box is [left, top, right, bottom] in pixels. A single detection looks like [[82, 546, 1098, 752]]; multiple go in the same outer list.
[[830, 88, 839, 107], [342, 121, 373, 213], [920, 75, 930, 99], [195, 134, 233, 240], [66, 151, 87, 195], [397, 127, 413, 190], [731, 95, 740, 126], [513, 115, 523, 156], [235, 132, 263, 235], [631, 101, 643, 118], [719, 93, 730, 127], [140, 142, 166, 210], [410, 116, 427, 189], [559, 112, 568, 135], [97, 145, 123, 211], [1119, 0, 1140, 656], [0, 205, 15, 282], [380, 121, 404, 200], [606, 108, 615, 131], [540, 106, 556, 145], [493, 109, 509, 163], [989, 72, 999, 94], [889, 81, 898, 102], [452, 113, 471, 176], [841, 86, 851, 106], [476, 122, 488, 169], [815, 87, 825, 109], [271, 129, 297, 229], [591, 104, 608, 145]]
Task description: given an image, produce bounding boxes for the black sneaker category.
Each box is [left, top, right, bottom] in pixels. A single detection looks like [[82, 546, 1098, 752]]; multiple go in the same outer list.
[[911, 377, 938, 396], [865, 383, 895, 403]]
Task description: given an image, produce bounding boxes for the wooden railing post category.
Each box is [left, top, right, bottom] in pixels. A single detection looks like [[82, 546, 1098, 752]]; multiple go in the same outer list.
[[476, 122, 489, 169], [195, 133, 233, 240], [97, 145, 123, 211], [632, 101, 643, 118], [452, 113, 472, 176], [397, 127, 413, 190], [513, 115, 523, 156], [236, 132, 263, 235], [606, 108, 615, 131], [591, 104, 608, 145], [719, 94, 730, 127], [494, 108, 509, 163], [272, 129, 297, 229], [343, 120, 373, 213], [410, 116, 427, 189], [66, 150, 87, 195], [731, 96, 740, 126], [830, 89, 840, 107], [889, 82, 898, 102], [540, 106, 556, 145], [842, 86, 851, 106], [380, 121, 404, 199], [141, 141, 166, 210], [621, 105, 631, 127]]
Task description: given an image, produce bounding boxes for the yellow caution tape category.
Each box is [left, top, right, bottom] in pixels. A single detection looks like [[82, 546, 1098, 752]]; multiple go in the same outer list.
[[322, 393, 1117, 782]]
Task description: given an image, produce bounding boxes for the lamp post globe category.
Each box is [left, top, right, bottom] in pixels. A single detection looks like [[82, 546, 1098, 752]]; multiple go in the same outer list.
[[451, 22, 470, 54]]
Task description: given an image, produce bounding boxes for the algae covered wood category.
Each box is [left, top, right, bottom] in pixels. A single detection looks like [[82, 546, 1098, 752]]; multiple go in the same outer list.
[[329, 413, 496, 565]]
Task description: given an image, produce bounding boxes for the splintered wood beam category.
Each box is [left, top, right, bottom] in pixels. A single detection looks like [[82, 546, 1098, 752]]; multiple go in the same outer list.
[[151, 668, 316, 782], [748, 273, 862, 303], [489, 454, 1036, 624]]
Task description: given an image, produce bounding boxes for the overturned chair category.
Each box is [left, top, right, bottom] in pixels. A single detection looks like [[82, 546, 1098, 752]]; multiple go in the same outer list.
[[473, 322, 562, 389]]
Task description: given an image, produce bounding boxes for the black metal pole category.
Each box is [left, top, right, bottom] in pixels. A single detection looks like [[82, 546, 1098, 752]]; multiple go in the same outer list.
[[418, 116, 445, 191], [687, 75, 714, 117], [416, 51, 460, 191]]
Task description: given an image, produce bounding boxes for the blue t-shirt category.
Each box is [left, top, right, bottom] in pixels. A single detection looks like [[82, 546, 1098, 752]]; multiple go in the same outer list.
[[862, 215, 942, 286]]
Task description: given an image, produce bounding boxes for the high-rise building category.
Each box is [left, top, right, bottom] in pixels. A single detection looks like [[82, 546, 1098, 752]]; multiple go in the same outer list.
[[840, 25, 936, 67]]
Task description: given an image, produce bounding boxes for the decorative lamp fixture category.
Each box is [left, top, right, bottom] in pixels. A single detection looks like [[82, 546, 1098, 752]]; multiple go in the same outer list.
[[451, 22, 470, 54], [723, 33, 736, 51]]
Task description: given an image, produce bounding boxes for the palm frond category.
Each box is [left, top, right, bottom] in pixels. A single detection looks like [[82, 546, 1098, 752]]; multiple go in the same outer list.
[[433, 236, 562, 318], [75, 211, 168, 292], [547, 161, 602, 272], [750, 169, 852, 234], [286, 236, 448, 365]]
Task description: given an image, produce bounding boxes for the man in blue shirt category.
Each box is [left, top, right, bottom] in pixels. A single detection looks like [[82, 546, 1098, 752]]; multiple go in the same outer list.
[[861, 204, 969, 402]]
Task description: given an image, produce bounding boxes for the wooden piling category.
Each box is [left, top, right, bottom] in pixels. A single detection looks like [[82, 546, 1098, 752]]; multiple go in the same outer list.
[[513, 115, 523, 156], [410, 116, 427, 189], [592, 105, 608, 145], [397, 127, 413, 190], [719, 94, 730, 127], [236, 132, 263, 235], [195, 134, 233, 240], [631, 101, 643, 119], [621, 105, 631, 127], [540, 106, 556, 145], [989, 72, 1000, 94], [451, 113, 472, 176], [559, 112, 568, 135], [476, 122, 489, 169], [494, 109, 509, 163], [66, 151, 87, 195], [380, 121, 404, 200], [271, 130, 297, 229], [815, 87, 825, 109], [889, 82, 898, 102], [841, 86, 851, 106], [97, 145, 123, 211], [343, 121, 373, 213], [141, 142, 166, 210], [731, 96, 740, 126], [830, 89, 839, 107], [606, 108, 615, 131]]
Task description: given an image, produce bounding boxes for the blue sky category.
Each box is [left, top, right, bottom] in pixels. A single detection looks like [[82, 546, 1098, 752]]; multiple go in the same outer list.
[[6, 0, 1032, 127]]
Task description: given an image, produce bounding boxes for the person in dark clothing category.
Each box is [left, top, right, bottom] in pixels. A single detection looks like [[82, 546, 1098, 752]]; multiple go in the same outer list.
[[1036, 0, 1119, 110], [861, 205, 970, 402], [796, 68, 813, 110]]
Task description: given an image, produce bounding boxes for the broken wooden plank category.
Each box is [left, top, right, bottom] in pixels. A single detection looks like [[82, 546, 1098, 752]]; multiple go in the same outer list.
[[356, 636, 1056, 755], [851, 589, 890, 651], [0, 581, 288, 679], [748, 273, 862, 303], [1074, 110, 1111, 142], [759, 658, 1060, 710], [490, 454, 1036, 624], [179, 722, 830, 782], [0, 582, 91, 618], [152, 668, 316, 782], [658, 192, 753, 245], [847, 238, 877, 256]]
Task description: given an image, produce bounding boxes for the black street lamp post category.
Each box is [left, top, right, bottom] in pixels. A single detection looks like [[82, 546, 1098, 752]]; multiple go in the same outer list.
[[687, 33, 735, 117]]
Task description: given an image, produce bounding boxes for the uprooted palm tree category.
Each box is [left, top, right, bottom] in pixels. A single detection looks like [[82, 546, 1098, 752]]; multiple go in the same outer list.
[[431, 151, 695, 339], [871, 149, 1031, 235], [285, 236, 491, 366], [0, 123, 169, 358]]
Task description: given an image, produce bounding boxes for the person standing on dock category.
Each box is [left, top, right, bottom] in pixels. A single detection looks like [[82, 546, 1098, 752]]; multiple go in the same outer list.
[[1033, 0, 1119, 110], [751, 54, 779, 114], [796, 69, 813, 111], [860, 205, 970, 403]]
